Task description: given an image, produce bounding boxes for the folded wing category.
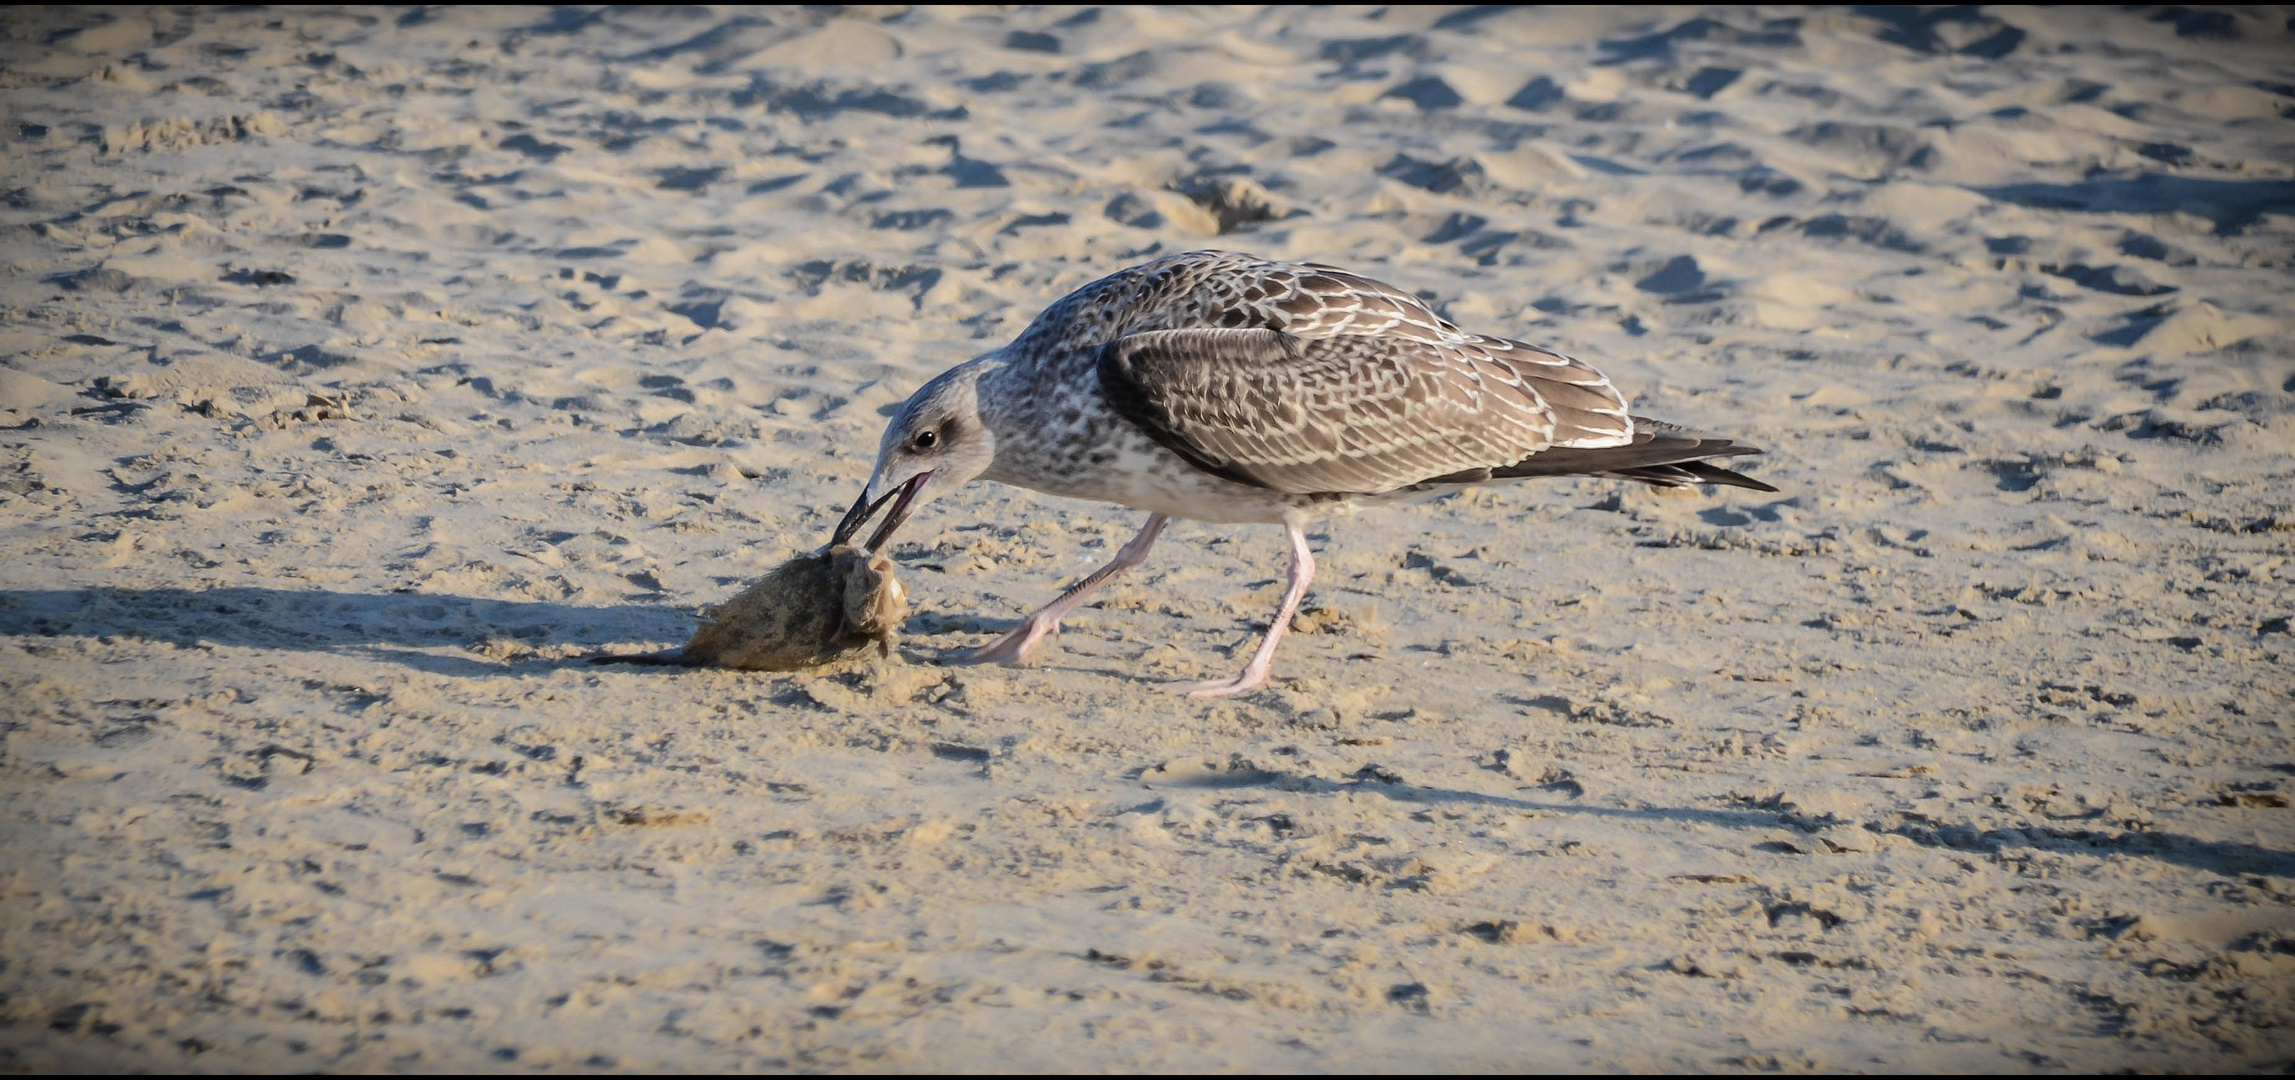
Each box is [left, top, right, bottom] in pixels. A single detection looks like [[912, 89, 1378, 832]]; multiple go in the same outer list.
[[1070, 251, 1768, 497], [1098, 326, 1635, 495]]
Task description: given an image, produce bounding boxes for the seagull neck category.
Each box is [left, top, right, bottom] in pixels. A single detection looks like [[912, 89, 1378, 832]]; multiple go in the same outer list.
[[970, 352, 1030, 432], [971, 347, 1091, 489]]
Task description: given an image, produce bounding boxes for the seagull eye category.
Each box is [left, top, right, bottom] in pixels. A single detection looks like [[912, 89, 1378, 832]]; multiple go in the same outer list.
[[913, 430, 938, 450]]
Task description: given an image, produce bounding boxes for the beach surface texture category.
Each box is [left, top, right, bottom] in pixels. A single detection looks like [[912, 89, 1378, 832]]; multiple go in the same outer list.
[[2, 5, 2291, 1071]]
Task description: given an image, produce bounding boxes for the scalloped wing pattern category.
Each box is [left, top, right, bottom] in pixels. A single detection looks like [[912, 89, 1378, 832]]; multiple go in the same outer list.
[[1049, 252, 1634, 495]]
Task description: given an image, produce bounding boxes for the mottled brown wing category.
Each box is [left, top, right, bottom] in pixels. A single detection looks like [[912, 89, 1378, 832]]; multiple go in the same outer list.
[[1099, 326, 1583, 495], [1465, 335, 1634, 449], [1018, 251, 1475, 352], [1009, 251, 1623, 441]]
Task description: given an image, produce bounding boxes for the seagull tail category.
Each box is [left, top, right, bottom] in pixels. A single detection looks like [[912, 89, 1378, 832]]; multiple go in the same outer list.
[[1600, 460, 1779, 493], [1486, 416, 1779, 492]]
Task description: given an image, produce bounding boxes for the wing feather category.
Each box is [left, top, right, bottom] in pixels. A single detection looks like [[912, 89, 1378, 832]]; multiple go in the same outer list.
[[1038, 251, 1764, 496], [1098, 327, 1565, 495]]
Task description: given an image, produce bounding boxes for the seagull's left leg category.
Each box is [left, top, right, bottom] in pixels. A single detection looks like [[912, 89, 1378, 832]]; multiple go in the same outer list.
[[1179, 519, 1315, 699], [948, 513, 1169, 666]]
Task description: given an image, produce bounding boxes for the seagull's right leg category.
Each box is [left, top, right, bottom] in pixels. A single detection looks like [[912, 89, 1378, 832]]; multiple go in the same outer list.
[[1176, 519, 1315, 699], [947, 513, 1169, 666]]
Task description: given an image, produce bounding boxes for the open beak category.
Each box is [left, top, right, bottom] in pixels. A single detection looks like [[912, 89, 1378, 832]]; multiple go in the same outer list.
[[830, 472, 931, 552]]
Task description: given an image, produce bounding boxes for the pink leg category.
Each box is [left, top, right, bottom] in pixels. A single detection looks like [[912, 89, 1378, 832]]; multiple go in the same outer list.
[[948, 514, 1169, 666], [1178, 521, 1315, 699]]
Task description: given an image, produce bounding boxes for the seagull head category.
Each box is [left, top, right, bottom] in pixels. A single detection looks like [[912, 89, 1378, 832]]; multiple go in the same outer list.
[[832, 362, 998, 551]]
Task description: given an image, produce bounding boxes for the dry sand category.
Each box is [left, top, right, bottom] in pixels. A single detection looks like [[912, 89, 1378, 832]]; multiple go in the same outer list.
[[3, 4, 2293, 1071]]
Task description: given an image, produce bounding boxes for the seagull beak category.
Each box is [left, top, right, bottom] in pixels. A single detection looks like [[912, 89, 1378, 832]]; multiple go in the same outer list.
[[831, 471, 932, 552]]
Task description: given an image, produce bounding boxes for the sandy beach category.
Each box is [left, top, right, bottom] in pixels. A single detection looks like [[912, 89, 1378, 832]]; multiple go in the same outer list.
[[2, 4, 2292, 1070]]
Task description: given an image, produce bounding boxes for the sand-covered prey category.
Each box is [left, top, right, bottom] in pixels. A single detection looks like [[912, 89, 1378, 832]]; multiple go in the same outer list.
[[2, 4, 2293, 1073], [677, 544, 906, 672]]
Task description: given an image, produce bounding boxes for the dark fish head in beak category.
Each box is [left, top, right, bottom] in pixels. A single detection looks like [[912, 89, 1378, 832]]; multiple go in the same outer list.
[[830, 471, 932, 552]]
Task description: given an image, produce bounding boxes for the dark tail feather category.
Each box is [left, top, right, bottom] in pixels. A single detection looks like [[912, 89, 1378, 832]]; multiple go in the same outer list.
[[1604, 461, 1779, 492], [1487, 416, 1778, 492]]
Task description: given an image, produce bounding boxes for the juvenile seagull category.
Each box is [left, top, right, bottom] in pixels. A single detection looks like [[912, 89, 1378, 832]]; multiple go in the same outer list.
[[833, 250, 1776, 698]]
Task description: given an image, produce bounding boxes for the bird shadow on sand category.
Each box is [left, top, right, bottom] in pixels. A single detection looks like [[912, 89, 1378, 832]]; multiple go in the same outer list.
[[1144, 762, 1784, 828], [0, 586, 693, 678], [1145, 765, 2295, 879], [1880, 820, 2295, 880]]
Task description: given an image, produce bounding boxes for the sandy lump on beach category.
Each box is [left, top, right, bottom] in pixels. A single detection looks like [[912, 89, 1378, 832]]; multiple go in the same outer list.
[[2, 5, 2292, 1071]]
